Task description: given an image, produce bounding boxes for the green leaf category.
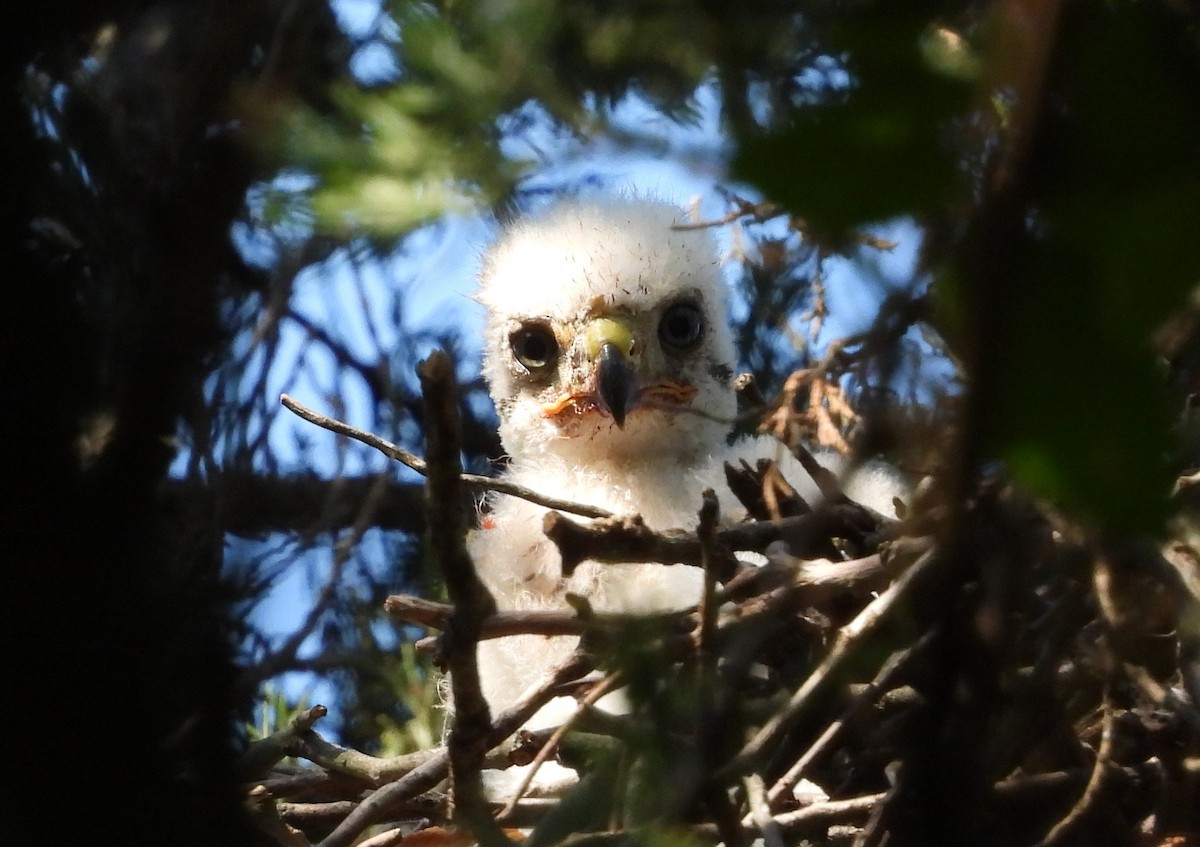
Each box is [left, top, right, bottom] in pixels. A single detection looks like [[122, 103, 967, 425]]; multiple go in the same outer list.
[[733, 10, 969, 234]]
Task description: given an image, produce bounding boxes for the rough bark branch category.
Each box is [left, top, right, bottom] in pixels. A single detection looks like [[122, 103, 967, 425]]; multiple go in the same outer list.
[[416, 351, 504, 847], [543, 505, 895, 578]]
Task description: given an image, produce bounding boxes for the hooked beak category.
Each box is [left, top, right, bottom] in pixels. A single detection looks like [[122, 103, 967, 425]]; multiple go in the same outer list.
[[595, 342, 637, 428], [585, 317, 638, 429]]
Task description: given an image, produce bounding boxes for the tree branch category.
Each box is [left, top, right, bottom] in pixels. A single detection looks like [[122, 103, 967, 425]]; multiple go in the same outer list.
[[281, 394, 612, 519], [417, 351, 505, 847]]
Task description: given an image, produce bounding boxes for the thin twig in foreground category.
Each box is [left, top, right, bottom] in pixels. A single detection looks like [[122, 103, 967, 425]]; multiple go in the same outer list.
[[317, 650, 591, 847], [280, 394, 612, 519], [765, 627, 938, 804], [725, 547, 940, 774], [1033, 687, 1117, 847], [497, 673, 621, 821], [418, 351, 505, 847]]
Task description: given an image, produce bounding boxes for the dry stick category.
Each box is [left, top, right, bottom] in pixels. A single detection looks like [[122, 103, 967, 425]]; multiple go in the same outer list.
[[744, 775, 785, 847], [725, 547, 940, 775], [354, 829, 409, 847], [852, 762, 905, 847], [318, 753, 450, 847], [317, 650, 591, 847], [556, 765, 1123, 847], [277, 789, 446, 830], [694, 792, 885, 845], [586, 764, 1148, 847], [764, 627, 938, 805], [247, 784, 312, 847], [693, 490, 748, 847], [543, 506, 888, 579], [280, 394, 612, 519], [388, 540, 913, 644], [417, 351, 506, 847], [242, 704, 446, 791], [240, 705, 329, 779], [289, 728, 435, 788], [1095, 552, 1200, 734], [1124, 661, 1200, 734], [1095, 549, 1200, 733], [696, 489, 723, 657], [276, 801, 358, 828], [496, 673, 621, 821], [385, 594, 594, 639], [729, 767, 1136, 847], [1034, 688, 1118, 847]]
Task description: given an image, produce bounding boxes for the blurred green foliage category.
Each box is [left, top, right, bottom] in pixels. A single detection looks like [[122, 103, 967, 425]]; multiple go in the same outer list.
[[942, 3, 1200, 533], [731, 2, 1198, 533], [248, 685, 312, 742], [373, 641, 444, 755], [734, 7, 971, 237]]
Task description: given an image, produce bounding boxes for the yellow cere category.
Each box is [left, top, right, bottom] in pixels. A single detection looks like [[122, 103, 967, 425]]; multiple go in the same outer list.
[[583, 317, 636, 361]]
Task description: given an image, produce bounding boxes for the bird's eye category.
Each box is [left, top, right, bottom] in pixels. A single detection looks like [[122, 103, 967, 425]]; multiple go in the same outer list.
[[510, 324, 559, 372], [658, 302, 704, 351]]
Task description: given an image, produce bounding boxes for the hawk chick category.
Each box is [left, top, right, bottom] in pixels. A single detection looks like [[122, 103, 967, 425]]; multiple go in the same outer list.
[[469, 197, 901, 741]]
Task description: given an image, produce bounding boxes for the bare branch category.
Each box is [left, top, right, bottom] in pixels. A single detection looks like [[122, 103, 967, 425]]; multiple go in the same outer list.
[[725, 546, 941, 773], [417, 351, 504, 847], [317, 650, 591, 847], [240, 705, 330, 779], [281, 393, 613, 519], [543, 505, 896, 578], [766, 627, 939, 804]]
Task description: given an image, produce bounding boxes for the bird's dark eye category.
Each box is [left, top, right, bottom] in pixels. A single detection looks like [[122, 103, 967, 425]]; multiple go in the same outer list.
[[658, 302, 704, 351], [510, 324, 559, 372]]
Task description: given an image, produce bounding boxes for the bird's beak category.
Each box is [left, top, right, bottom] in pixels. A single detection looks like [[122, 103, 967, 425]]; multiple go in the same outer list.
[[585, 317, 638, 428]]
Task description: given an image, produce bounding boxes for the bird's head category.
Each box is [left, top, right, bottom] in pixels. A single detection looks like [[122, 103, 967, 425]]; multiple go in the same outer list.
[[478, 198, 738, 468]]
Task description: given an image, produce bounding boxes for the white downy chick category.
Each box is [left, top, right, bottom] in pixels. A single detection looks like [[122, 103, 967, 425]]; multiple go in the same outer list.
[[468, 197, 904, 792]]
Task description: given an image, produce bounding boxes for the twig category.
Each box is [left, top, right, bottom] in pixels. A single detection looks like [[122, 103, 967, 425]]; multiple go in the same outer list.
[[1033, 688, 1117, 847], [317, 753, 450, 847], [281, 394, 612, 519], [724, 547, 940, 774], [391, 542, 925, 653], [744, 775, 785, 847], [286, 729, 437, 788], [386, 593, 689, 642], [544, 764, 1147, 847], [386, 594, 588, 638], [354, 829, 410, 847], [240, 705, 329, 779], [317, 650, 591, 847], [698, 792, 884, 843], [275, 800, 358, 828], [543, 505, 891, 579], [417, 351, 505, 847], [1123, 661, 1200, 735], [1096, 552, 1200, 733], [246, 783, 312, 847], [496, 673, 621, 821], [669, 195, 785, 231], [852, 762, 904, 847], [696, 489, 723, 657], [765, 627, 939, 804]]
